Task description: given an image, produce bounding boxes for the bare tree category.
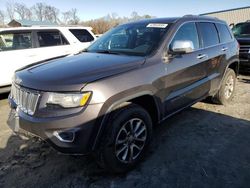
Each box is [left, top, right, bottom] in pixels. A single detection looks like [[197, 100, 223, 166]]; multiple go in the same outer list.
[[130, 11, 140, 21], [69, 8, 79, 25], [44, 5, 59, 23], [0, 10, 5, 25], [84, 18, 112, 34], [62, 8, 79, 25], [32, 3, 59, 23], [14, 3, 32, 20], [62, 10, 71, 25], [82, 12, 154, 34], [32, 2, 46, 21], [6, 2, 15, 21]]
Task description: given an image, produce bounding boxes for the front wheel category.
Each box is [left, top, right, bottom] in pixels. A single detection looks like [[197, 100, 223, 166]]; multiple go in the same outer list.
[[96, 104, 152, 173], [213, 68, 236, 105]]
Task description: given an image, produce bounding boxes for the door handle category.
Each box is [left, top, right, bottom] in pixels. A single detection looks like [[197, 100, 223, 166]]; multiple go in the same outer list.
[[221, 47, 228, 51], [197, 54, 207, 59]]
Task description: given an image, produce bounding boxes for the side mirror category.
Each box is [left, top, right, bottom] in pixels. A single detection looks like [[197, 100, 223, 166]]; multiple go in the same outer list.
[[171, 40, 194, 54]]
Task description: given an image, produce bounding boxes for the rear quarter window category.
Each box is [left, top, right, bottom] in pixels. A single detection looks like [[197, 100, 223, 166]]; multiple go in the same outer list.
[[37, 30, 69, 47], [198, 22, 219, 47], [69, 29, 94, 42], [216, 23, 233, 43]]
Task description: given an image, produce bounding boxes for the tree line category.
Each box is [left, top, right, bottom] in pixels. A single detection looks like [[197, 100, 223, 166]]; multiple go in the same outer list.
[[0, 2, 80, 25], [0, 2, 154, 33]]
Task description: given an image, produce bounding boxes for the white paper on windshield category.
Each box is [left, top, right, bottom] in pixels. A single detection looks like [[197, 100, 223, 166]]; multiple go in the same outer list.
[[146, 23, 168, 28]]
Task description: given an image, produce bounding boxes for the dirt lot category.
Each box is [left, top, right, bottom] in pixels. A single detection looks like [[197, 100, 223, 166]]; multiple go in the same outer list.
[[0, 76, 250, 188]]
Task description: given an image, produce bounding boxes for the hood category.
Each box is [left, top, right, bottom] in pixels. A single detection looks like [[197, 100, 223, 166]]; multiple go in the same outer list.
[[15, 52, 145, 91]]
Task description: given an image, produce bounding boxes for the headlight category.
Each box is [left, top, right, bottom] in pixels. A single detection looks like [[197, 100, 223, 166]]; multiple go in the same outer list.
[[46, 92, 91, 108]]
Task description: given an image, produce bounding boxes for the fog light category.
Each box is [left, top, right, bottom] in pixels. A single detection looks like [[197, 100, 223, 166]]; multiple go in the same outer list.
[[53, 131, 75, 143]]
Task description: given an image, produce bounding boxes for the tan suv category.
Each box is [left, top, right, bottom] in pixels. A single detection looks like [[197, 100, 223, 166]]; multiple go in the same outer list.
[[8, 16, 239, 173]]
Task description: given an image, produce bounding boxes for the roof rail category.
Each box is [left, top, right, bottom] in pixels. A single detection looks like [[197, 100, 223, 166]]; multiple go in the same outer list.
[[182, 14, 196, 17]]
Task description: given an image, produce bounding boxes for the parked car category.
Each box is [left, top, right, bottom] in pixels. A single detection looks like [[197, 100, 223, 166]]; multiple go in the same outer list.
[[0, 26, 96, 93], [7, 15, 239, 173], [232, 21, 250, 73]]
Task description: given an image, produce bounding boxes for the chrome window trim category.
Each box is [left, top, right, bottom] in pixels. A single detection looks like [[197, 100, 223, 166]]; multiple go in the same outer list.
[[166, 20, 235, 54]]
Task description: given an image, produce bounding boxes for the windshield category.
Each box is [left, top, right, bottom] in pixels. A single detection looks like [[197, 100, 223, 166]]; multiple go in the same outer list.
[[87, 23, 171, 56], [232, 23, 250, 38]]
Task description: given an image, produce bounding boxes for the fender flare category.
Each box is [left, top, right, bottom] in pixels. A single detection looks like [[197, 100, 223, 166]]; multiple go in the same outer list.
[[216, 58, 239, 93], [91, 90, 160, 150]]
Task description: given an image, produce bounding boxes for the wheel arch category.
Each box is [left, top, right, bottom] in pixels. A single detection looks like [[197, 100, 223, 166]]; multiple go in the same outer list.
[[227, 59, 239, 76], [217, 59, 239, 91], [91, 91, 161, 150]]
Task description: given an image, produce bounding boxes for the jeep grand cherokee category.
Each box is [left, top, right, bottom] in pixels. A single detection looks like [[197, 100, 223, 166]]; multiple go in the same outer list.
[[7, 15, 239, 173]]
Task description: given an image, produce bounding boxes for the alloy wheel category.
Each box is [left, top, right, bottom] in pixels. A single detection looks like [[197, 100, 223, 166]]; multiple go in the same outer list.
[[224, 75, 234, 99], [115, 118, 147, 163]]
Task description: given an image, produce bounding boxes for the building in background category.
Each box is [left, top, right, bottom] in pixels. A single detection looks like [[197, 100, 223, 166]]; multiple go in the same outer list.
[[8, 19, 57, 27], [201, 6, 250, 26]]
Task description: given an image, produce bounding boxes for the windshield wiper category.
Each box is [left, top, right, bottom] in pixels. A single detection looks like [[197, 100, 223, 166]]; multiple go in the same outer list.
[[94, 50, 122, 55]]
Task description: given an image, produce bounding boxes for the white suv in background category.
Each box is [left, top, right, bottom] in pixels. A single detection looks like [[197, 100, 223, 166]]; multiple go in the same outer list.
[[0, 26, 96, 92]]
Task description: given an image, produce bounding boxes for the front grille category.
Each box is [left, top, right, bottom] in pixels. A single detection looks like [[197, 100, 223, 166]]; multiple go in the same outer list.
[[239, 45, 250, 54], [10, 84, 40, 115]]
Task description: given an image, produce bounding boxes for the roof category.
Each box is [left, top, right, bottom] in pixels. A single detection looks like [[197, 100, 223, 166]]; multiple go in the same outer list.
[[8, 19, 57, 27], [123, 15, 224, 25], [200, 6, 250, 15], [0, 26, 93, 32], [128, 17, 180, 24]]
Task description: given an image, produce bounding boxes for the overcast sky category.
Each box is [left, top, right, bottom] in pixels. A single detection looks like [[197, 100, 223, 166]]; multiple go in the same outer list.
[[0, 0, 249, 20]]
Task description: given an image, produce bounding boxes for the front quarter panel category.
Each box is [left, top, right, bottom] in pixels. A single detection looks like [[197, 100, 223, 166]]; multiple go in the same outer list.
[[83, 58, 165, 106]]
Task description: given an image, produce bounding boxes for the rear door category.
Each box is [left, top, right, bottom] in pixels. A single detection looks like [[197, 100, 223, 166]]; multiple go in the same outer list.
[[197, 22, 226, 94], [31, 29, 71, 62], [163, 22, 210, 115]]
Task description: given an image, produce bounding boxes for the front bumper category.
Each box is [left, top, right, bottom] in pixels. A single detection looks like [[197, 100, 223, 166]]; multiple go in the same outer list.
[[239, 50, 250, 72], [7, 101, 103, 154], [239, 58, 250, 72]]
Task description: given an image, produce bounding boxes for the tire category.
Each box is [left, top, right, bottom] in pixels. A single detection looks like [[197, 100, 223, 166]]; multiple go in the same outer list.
[[95, 103, 152, 173], [213, 68, 236, 105]]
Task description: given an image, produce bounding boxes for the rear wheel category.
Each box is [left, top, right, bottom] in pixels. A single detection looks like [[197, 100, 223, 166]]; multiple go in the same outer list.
[[213, 68, 236, 105], [96, 104, 152, 173]]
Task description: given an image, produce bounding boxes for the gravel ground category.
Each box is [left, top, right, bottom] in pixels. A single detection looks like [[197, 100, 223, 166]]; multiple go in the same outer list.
[[0, 75, 249, 188]]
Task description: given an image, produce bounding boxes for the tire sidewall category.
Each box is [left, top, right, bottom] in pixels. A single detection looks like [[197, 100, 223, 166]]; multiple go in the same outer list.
[[102, 104, 152, 173]]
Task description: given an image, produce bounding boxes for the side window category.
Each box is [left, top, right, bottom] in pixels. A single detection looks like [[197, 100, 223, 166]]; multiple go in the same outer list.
[[216, 23, 233, 43], [69, 29, 94, 42], [37, 30, 69, 47], [198, 22, 219, 47], [170, 22, 199, 50], [0, 32, 32, 51]]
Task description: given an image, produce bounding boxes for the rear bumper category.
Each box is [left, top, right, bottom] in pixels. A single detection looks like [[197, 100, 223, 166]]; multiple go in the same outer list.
[[7, 102, 104, 154]]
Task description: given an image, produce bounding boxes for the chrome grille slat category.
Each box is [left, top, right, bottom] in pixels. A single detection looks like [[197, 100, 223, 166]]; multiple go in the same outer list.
[[26, 92, 32, 112], [28, 94, 35, 114], [17, 87, 20, 105], [20, 89, 24, 110], [10, 84, 40, 115], [240, 45, 250, 54]]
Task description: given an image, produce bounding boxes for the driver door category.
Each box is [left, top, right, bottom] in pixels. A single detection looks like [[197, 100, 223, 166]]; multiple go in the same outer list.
[[163, 22, 210, 115]]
